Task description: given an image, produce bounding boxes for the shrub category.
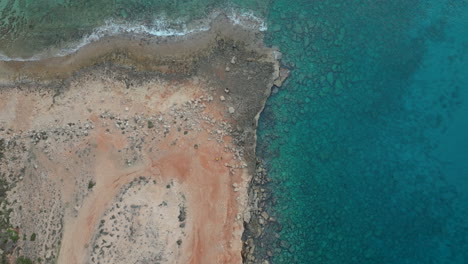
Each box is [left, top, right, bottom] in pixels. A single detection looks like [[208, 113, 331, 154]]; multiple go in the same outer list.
[[16, 256, 33, 264], [88, 180, 96, 190]]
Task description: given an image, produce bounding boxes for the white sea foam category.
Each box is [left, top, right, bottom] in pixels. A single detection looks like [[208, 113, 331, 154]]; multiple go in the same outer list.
[[0, 52, 43, 62], [0, 10, 267, 62], [56, 18, 212, 58], [0, 18, 210, 62], [226, 10, 268, 32]]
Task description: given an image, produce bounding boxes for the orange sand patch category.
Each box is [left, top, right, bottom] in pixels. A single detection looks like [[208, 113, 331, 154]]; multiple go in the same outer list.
[[0, 16, 282, 263], [2, 75, 249, 264]]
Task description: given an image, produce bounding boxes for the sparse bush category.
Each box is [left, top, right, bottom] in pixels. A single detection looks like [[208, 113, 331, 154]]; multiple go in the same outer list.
[[7, 228, 18, 243], [0, 139, 5, 160], [88, 180, 96, 190], [16, 256, 33, 264]]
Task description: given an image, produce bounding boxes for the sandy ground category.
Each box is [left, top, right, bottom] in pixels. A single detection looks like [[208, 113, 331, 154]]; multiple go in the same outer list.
[[1, 75, 250, 263], [0, 14, 283, 264]]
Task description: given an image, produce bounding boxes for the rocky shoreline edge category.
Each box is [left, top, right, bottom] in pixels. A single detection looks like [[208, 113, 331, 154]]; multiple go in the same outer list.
[[241, 65, 289, 264], [0, 13, 289, 264]]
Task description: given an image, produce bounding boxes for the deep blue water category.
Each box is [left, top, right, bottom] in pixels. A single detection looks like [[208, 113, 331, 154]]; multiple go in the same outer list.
[[259, 0, 468, 263]]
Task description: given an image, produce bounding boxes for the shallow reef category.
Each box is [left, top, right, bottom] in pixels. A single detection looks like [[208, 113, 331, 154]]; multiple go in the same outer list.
[[257, 0, 468, 263]]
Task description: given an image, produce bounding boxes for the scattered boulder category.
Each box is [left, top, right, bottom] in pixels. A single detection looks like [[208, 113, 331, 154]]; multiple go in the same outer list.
[[273, 67, 290, 87]]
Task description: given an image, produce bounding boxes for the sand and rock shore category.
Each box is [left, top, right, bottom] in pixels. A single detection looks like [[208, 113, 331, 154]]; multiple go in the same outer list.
[[0, 14, 287, 264]]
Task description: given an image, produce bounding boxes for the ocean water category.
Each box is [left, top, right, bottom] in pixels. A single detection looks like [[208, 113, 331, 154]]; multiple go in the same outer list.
[[0, 0, 269, 59], [1, 1, 468, 264], [258, 0, 468, 263]]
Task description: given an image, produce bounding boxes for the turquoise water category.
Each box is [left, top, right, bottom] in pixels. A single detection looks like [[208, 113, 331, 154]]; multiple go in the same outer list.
[[1, 0, 468, 263], [259, 0, 468, 263]]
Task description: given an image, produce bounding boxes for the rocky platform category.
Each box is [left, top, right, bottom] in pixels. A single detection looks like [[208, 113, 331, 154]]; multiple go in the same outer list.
[[0, 14, 287, 264]]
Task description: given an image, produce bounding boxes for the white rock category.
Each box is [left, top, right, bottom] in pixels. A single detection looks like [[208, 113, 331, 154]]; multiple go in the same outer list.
[[244, 211, 251, 223], [273, 50, 282, 60], [228, 107, 235, 114], [220, 96, 226, 101]]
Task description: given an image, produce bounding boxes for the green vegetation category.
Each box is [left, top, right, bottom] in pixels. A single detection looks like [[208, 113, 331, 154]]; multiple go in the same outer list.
[[30, 233, 36, 242], [1, 176, 15, 261], [0, 176, 11, 263], [88, 180, 96, 190], [0, 139, 4, 160], [16, 256, 33, 264], [7, 228, 18, 243], [0, 179, 7, 201], [147, 120, 154, 129]]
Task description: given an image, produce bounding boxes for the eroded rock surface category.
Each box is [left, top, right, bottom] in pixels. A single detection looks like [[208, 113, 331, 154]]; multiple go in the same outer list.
[[0, 15, 283, 264]]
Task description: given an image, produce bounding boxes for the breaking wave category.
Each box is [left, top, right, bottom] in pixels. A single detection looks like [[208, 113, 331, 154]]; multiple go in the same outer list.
[[0, 10, 267, 62]]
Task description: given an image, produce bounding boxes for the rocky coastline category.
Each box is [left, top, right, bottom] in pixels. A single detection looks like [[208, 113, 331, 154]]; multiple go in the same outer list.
[[0, 13, 288, 264]]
